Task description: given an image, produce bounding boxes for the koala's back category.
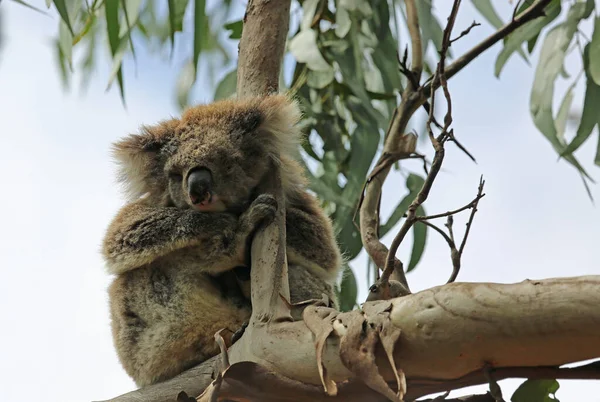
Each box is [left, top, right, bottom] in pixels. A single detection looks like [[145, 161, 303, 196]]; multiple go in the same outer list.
[[109, 252, 251, 386]]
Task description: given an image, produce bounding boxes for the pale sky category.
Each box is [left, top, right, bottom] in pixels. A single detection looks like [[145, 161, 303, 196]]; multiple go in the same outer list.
[[0, 2, 598, 401]]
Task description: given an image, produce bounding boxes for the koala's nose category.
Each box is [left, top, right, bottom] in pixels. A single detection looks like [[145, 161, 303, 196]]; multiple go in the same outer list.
[[187, 168, 213, 205]]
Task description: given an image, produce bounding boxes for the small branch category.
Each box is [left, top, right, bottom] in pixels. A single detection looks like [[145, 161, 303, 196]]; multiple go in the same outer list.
[[417, 192, 485, 221], [459, 176, 485, 255], [405, 0, 423, 86], [380, 0, 463, 285], [450, 21, 481, 45], [424, 0, 553, 97]]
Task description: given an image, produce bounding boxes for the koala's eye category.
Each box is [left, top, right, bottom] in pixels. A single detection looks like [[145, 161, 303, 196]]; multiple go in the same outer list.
[[168, 172, 183, 181]]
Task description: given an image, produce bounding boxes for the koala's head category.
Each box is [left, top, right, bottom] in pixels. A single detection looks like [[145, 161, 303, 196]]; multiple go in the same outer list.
[[112, 95, 306, 212]]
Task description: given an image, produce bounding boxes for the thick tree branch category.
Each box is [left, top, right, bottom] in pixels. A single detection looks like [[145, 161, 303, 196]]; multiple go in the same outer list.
[[100, 276, 600, 402]]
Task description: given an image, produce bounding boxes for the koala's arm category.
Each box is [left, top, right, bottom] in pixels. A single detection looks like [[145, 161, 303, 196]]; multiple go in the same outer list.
[[285, 192, 342, 283], [103, 195, 277, 275], [103, 200, 240, 275]]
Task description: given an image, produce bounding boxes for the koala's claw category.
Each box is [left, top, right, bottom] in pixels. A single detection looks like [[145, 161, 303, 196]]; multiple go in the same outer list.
[[245, 194, 278, 228], [231, 321, 248, 344]]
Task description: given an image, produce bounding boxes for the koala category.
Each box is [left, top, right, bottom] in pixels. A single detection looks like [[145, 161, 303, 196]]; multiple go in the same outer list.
[[102, 95, 342, 387]]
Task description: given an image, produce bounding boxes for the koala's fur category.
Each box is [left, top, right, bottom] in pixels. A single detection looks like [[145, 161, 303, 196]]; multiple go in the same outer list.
[[102, 95, 342, 387]]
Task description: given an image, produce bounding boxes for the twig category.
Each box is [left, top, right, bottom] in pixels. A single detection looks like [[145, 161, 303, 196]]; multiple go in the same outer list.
[[445, 215, 455, 244], [424, 0, 553, 96], [450, 21, 481, 45], [512, 0, 524, 21], [459, 176, 485, 255], [417, 192, 485, 221], [381, 0, 463, 285]]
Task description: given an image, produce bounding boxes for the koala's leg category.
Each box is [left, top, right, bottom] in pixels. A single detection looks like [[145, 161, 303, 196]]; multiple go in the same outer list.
[[284, 192, 343, 309], [109, 264, 251, 387]]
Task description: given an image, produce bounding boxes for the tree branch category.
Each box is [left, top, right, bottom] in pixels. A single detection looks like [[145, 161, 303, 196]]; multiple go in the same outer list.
[[99, 276, 600, 402]]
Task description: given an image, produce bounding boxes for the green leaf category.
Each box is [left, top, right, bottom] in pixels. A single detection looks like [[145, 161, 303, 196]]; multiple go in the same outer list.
[[55, 38, 70, 89], [46, 0, 52, 7], [407, 206, 427, 273], [105, 0, 120, 56], [11, 0, 49, 14], [307, 68, 335, 89], [595, 133, 600, 166], [471, 0, 503, 28], [301, 0, 320, 31], [589, 17, 600, 85], [193, 0, 208, 71], [471, 0, 528, 62], [380, 174, 425, 237], [495, 0, 561, 77], [214, 68, 237, 100], [176, 60, 196, 109], [168, 0, 190, 47], [52, 0, 74, 35], [511, 379, 560, 402], [530, 3, 592, 178], [290, 29, 331, 71], [562, 45, 600, 156], [554, 84, 575, 143], [339, 265, 358, 312], [58, 18, 73, 69], [223, 20, 242, 39], [335, 6, 351, 38]]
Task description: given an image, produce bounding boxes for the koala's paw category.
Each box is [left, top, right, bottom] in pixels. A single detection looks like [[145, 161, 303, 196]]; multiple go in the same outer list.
[[243, 194, 278, 230]]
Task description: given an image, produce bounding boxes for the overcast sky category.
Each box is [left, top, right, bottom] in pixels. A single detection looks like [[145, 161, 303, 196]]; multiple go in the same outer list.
[[0, 1, 598, 401]]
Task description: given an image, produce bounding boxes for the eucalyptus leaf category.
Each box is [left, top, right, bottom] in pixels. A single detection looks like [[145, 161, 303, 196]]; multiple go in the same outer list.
[[554, 84, 575, 143], [290, 29, 331, 71], [562, 45, 600, 156], [407, 206, 427, 273], [335, 6, 351, 38], [193, 0, 208, 70], [176, 60, 196, 109], [52, 0, 74, 35], [58, 18, 73, 69], [589, 17, 600, 85], [214, 68, 237, 100], [471, 0, 528, 62], [11, 0, 48, 14], [301, 0, 320, 31], [339, 265, 358, 312], [530, 3, 592, 178], [224, 20, 242, 39], [307, 68, 335, 89], [168, 0, 190, 46], [380, 174, 425, 237], [495, 0, 561, 77], [511, 379, 560, 402]]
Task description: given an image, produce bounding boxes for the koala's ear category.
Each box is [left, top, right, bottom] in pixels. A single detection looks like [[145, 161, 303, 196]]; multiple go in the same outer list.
[[251, 94, 303, 157], [112, 118, 178, 200]]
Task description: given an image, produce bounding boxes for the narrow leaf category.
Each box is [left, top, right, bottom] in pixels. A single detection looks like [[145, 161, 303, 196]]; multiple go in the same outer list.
[[11, 0, 48, 14], [168, 0, 190, 47], [471, 0, 528, 61], [495, 0, 561, 77], [530, 3, 593, 179], [223, 20, 242, 39], [290, 30, 331, 71], [339, 265, 358, 312], [554, 84, 575, 143], [589, 17, 600, 85], [193, 0, 207, 71], [105, 0, 120, 56], [595, 133, 600, 166], [380, 174, 425, 237], [511, 379, 560, 402], [562, 45, 600, 156], [407, 208, 427, 273], [58, 18, 73, 69], [214, 68, 237, 100], [52, 0, 74, 35]]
